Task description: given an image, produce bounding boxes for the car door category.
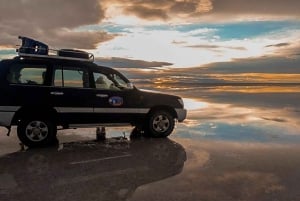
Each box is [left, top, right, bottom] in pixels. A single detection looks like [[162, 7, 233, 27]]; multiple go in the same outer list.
[[4, 59, 51, 111], [49, 64, 95, 125], [91, 69, 143, 124]]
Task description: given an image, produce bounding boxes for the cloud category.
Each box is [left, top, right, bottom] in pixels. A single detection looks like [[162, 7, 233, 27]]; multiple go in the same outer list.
[[0, 0, 115, 49], [124, 5, 169, 20], [172, 40, 188, 45], [95, 57, 173, 68], [104, 0, 213, 21], [211, 0, 300, 16], [185, 44, 246, 51], [266, 43, 290, 48], [261, 117, 288, 123], [102, 0, 300, 23], [199, 56, 300, 74], [169, 0, 213, 14], [43, 30, 116, 49]]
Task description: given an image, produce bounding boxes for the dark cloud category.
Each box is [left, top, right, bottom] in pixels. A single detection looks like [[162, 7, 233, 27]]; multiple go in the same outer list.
[[185, 44, 246, 50], [106, 0, 213, 21], [95, 57, 173, 68], [124, 5, 168, 20], [211, 0, 300, 16], [0, 0, 115, 49], [172, 40, 188, 45], [170, 1, 198, 14], [104, 0, 300, 22], [266, 43, 290, 48], [186, 44, 220, 49], [198, 56, 300, 74], [261, 117, 288, 123], [0, 0, 103, 29], [43, 31, 117, 49]]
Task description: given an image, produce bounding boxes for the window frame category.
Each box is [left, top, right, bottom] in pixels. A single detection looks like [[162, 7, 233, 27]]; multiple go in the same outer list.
[[52, 65, 91, 89], [7, 63, 48, 86]]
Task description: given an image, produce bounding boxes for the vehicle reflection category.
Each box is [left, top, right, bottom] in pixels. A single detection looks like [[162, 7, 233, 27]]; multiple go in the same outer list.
[[0, 138, 186, 201]]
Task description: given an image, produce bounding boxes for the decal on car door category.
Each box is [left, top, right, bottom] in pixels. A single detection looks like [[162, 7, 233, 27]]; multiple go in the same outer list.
[[108, 96, 123, 106]]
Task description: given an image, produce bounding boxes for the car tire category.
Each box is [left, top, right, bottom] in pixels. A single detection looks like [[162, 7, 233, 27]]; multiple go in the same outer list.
[[148, 110, 175, 138], [130, 127, 143, 139], [17, 118, 57, 147]]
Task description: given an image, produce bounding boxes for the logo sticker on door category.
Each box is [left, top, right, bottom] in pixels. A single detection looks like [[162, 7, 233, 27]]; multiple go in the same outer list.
[[109, 96, 124, 106]]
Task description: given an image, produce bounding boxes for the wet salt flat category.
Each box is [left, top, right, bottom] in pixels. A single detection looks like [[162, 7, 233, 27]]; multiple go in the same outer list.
[[1, 86, 300, 201], [177, 86, 300, 143]]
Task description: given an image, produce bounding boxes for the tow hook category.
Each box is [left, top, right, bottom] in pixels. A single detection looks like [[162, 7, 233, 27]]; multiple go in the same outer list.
[[5, 126, 11, 136]]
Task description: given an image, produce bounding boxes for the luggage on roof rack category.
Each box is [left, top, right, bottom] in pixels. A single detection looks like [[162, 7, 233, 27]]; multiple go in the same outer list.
[[18, 36, 49, 55], [16, 36, 94, 62], [58, 49, 90, 59]]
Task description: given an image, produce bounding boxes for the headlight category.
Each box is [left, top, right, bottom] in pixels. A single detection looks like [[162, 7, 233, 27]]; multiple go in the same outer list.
[[178, 98, 184, 107]]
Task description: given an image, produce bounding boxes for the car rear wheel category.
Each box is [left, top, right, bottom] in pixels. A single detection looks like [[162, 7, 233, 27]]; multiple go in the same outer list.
[[17, 118, 57, 147], [148, 110, 175, 138]]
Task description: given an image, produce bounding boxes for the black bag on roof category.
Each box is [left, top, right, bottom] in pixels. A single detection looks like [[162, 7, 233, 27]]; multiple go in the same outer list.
[[58, 49, 90, 59], [18, 36, 48, 55]]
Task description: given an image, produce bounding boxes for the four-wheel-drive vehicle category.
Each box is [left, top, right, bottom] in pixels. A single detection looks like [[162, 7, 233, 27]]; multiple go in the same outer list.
[[0, 37, 187, 147]]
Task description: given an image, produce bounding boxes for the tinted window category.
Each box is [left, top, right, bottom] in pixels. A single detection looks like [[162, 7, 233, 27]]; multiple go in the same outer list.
[[7, 64, 47, 85], [53, 67, 89, 88], [93, 72, 116, 90], [93, 70, 133, 90]]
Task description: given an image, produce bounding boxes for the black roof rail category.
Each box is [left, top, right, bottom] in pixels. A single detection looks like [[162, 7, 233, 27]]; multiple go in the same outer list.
[[16, 36, 94, 62]]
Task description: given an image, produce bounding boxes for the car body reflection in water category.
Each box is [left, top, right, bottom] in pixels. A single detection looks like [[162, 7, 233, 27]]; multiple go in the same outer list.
[[0, 138, 186, 201]]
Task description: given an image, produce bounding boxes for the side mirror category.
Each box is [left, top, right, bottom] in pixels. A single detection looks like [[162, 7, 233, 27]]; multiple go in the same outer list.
[[127, 83, 134, 89]]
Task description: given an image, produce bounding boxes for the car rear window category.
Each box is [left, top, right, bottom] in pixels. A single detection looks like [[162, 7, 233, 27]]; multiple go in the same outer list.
[[7, 64, 47, 85]]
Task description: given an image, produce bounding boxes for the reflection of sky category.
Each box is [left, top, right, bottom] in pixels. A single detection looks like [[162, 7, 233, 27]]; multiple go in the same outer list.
[[130, 138, 300, 201], [111, 67, 297, 144], [182, 98, 208, 110], [175, 88, 300, 143], [114, 67, 300, 144]]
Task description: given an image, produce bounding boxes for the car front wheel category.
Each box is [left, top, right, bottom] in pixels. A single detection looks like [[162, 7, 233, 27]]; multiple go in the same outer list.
[[148, 110, 175, 138], [17, 118, 57, 147]]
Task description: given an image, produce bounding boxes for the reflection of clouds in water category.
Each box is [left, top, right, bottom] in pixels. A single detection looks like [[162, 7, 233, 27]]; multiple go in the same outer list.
[[131, 139, 298, 201], [187, 101, 257, 122], [210, 86, 300, 93], [177, 96, 300, 142], [183, 98, 208, 110], [215, 171, 285, 197]]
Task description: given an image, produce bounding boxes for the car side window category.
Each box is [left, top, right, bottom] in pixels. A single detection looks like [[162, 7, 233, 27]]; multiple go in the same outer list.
[[53, 67, 89, 88], [7, 64, 47, 85], [94, 72, 113, 90]]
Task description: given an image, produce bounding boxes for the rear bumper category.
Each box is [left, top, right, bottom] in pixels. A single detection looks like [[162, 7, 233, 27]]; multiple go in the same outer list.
[[175, 109, 187, 122], [0, 111, 15, 127], [0, 106, 19, 127]]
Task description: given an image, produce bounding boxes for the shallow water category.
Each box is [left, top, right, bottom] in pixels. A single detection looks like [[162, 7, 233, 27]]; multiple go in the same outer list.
[[1, 86, 300, 201], [180, 86, 300, 143]]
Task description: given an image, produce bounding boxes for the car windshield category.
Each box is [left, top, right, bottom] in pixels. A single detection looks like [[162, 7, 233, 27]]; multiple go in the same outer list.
[[109, 73, 132, 89]]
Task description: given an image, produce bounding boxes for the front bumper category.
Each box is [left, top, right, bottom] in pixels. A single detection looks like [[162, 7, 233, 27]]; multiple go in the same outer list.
[[175, 108, 187, 122]]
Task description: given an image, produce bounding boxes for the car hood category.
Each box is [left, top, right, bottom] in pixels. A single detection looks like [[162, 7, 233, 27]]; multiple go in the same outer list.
[[137, 88, 183, 108]]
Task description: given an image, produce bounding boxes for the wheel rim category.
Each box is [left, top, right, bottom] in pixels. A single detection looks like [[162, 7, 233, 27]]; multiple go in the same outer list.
[[25, 121, 49, 142], [152, 114, 170, 133]]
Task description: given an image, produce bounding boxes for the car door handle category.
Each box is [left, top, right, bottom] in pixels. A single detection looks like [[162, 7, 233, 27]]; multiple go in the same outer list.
[[96, 94, 108, 98], [50, 91, 64, 96]]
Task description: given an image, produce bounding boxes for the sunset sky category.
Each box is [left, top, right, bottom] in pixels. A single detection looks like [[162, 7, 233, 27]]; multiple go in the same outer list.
[[0, 0, 300, 83]]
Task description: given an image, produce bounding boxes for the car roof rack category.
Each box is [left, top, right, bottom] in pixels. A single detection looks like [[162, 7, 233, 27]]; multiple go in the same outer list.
[[16, 36, 94, 62]]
